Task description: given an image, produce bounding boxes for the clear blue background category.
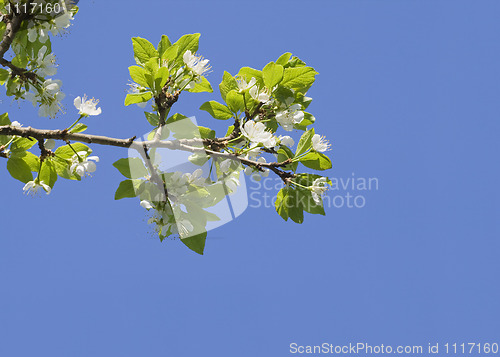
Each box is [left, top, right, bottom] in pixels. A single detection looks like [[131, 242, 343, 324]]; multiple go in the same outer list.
[[1, 1, 499, 356]]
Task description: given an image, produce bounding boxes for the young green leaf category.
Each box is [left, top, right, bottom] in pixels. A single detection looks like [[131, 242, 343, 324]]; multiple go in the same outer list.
[[69, 123, 87, 133], [157, 35, 171, 58], [154, 66, 170, 92], [181, 231, 207, 255], [198, 126, 216, 139], [113, 158, 149, 179], [144, 112, 159, 126], [39, 160, 58, 188], [132, 37, 159, 66], [129, 66, 150, 87], [275, 187, 290, 221], [277, 146, 298, 172], [219, 71, 238, 102], [237, 67, 264, 88], [275, 52, 292, 66], [115, 179, 142, 200], [295, 128, 315, 157], [225, 90, 244, 113], [187, 77, 213, 93], [0, 68, 9, 84], [287, 189, 304, 224], [199, 101, 233, 120], [299, 152, 332, 171], [281, 67, 318, 91], [263, 61, 284, 89], [7, 157, 33, 183], [124, 92, 152, 106], [174, 33, 201, 63]]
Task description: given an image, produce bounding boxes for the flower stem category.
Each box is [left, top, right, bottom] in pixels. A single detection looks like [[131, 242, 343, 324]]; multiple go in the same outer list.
[[67, 142, 82, 161], [67, 115, 84, 131]]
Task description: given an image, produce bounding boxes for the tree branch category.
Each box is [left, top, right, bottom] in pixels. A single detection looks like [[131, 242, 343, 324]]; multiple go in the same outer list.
[[0, 125, 295, 183], [0, 9, 39, 81]]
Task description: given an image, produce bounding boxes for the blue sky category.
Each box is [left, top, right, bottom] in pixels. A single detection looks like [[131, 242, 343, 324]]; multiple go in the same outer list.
[[1, 1, 499, 356]]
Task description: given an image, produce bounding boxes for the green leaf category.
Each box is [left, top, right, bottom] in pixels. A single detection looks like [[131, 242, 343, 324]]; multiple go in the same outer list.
[[161, 44, 178, 63], [225, 125, 235, 137], [154, 66, 170, 92], [144, 57, 160, 76], [219, 71, 238, 102], [187, 76, 213, 93], [299, 152, 332, 171], [124, 92, 152, 106], [11, 137, 36, 152], [225, 90, 244, 113], [114, 179, 142, 200], [198, 126, 216, 139], [277, 146, 298, 172], [53, 156, 78, 181], [157, 35, 171, 58], [275, 187, 290, 221], [17, 152, 40, 171], [237, 67, 264, 88], [0, 112, 11, 126], [144, 112, 159, 126], [0, 68, 9, 84], [174, 33, 200, 63], [300, 188, 326, 216], [276, 52, 292, 66], [281, 67, 318, 91], [132, 37, 159, 66], [287, 189, 304, 224], [199, 101, 233, 120], [295, 128, 315, 157], [113, 158, 148, 179], [286, 56, 307, 68], [39, 160, 58, 188], [181, 231, 207, 255], [295, 112, 315, 130], [0, 113, 12, 145], [263, 61, 284, 89], [7, 157, 33, 183], [54, 143, 91, 160], [69, 123, 87, 133], [129, 66, 150, 87]]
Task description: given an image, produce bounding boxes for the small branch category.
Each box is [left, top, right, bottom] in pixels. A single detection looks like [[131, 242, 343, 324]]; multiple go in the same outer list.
[[0, 125, 295, 183], [0, 9, 39, 82]]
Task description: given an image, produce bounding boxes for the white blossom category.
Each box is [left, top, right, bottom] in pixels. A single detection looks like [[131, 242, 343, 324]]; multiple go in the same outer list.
[[177, 219, 194, 238], [184, 169, 206, 186], [27, 24, 50, 43], [275, 104, 304, 131], [37, 79, 65, 118], [23, 180, 51, 195], [74, 95, 102, 116], [70, 151, 100, 177], [279, 135, 294, 147], [249, 86, 271, 104], [219, 159, 233, 173], [50, 10, 74, 36], [310, 177, 329, 204], [311, 134, 331, 152], [236, 77, 256, 92], [44, 139, 56, 151], [128, 82, 148, 108], [240, 120, 276, 148], [224, 173, 241, 193], [140, 200, 153, 210], [34, 46, 57, 77], [11, 121, 22, 128], [183, 50, 211, 77]]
